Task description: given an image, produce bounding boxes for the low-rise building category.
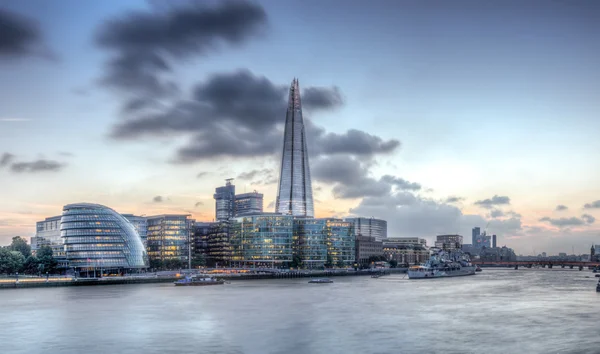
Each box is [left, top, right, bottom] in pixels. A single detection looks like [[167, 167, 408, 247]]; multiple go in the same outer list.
[[435, 234, 463, 251], [355, 235, 383, 265], [146, 214, 194, 265]]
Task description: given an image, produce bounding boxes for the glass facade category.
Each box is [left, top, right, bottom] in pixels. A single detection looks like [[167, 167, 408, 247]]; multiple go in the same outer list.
[[293, 218, 327, 268], [35, 215, 67, 268], [275, 79, 314, 217], [146, 215, 193, 262], [122, 214, 147, 247], [234, 191, 264, 216], [214, 179, 235, 222], [229, 213, 293, 267], [324, 219, 355, 266], [345, 217, 387, 242], [61, 203, 147, 270]]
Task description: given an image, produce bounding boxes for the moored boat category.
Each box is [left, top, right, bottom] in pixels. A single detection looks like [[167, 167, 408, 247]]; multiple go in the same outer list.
[[476, 265, 482, 272], [174, 275, 224, 286], [308, 278, 333, 284], [408, 248, 476, 279]]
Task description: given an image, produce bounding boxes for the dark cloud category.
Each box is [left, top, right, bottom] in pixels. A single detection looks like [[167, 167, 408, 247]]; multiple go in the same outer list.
[[302, 86, 343, 110], [153, 196, 163, 203], [196, 171, 209, 178], [95, 0, 268, 102], [237, 168, 271, 180], [474, 195, 511, 209], [582, 214, 595, 224], [195, 201, 203, 207], [490, 209, 505, 218], [539, 215, 595, 227], [0, 153, 14, 167], [0, 9, 44, 58], [10, 159, 65, 173], [555, 204, 568, 211], [380, 175, 421, 191], [445, 196, 464, 203], [311, 156, 419, 199], [583, 200, 600, 209], [110, 69, 398, 162]]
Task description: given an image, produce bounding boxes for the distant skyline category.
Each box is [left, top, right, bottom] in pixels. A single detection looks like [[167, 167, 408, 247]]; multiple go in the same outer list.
[[1, 0, 599, 254]]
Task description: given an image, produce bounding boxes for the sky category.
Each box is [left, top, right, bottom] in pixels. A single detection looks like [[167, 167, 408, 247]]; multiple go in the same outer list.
[[0, 0, 599, 255]]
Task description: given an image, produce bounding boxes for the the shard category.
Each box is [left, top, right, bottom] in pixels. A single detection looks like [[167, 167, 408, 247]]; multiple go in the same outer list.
[[275, 78, 314, 217]]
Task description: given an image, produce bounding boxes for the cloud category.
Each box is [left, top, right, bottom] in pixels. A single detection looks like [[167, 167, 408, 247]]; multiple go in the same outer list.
[[10, 159, 65, 173], [350, 194, 522, 241], [539, 215, 595, 228], [58, 151, 74, 157], [311, 155, 420, 199], [583, 200, 600, 209], [506, 211, 522, 218], [153, 196, 163, 203], [195, 201, 203, 207], [196, 171, 209, 178], [0, 153, 14, 167], [582, 214, 595, 224], [490, 209, 505, 218], [302, 86, 343, 110], [445, 196, 464, 203], [238, 168, 277, 186], [555, 205, 568, 211], [110, 69, 398, 163], [95, 0, 268, 108], [0, 9, 50, 59], [380, 175, 421, 191], [0, 118, 31, 122], [474, 195, 511, 209]]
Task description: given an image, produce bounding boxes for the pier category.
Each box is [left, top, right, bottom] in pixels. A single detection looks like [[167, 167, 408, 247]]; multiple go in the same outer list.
[[472, 260, 600, 270]]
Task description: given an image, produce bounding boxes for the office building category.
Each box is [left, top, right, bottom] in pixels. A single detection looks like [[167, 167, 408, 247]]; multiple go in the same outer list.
[[61, 203, 147, 273], [345, 217, 387, 241], [472, 227, 480, 246], [214, 179, 235, 221], [324, 219, 355, 267], [435, 234, 463, 251], [192, 222, 212, 259], [35, 215, 67, 268], [293, 218, 328, 268], [355, 235, 383, 265], [30, 236, 50, 255], [229, 213, 293, 267], [122, 214, 147, 247], [492, 234, 497, 248], [234, 191, 264, 216], [146, 214, 194, 263], [382, 237, 429, 265], [275, 78, 315, 217]]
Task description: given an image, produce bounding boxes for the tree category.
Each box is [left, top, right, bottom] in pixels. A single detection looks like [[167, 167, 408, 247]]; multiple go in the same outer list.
[[0, 248, 25, 274], [290, 254, 302, 269], [23, 255, 40, 274], [191, 254, 206, 268], [389, 260, 398, 268], [325, 254, 333, 268], [149, 258, 163, 270], [37, 245, 58, 274], [336, 260, 345, 268], [9, 236, 31, 258]]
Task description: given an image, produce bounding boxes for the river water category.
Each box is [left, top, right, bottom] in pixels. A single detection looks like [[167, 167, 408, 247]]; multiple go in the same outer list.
[[1, 269, 598, 354]]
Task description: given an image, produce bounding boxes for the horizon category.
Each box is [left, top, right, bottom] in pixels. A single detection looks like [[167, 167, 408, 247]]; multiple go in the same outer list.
[[1, 0, 599, 254]]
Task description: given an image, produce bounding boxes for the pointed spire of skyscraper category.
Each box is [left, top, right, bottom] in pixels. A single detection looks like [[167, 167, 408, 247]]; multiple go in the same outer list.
[[275, 78, 314, 217]]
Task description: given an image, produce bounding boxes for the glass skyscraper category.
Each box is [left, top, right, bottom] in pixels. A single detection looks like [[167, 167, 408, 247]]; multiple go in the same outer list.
[[214, 179, 236, 221], [275, 78, 314, 217], [234, 191, 264, 216]]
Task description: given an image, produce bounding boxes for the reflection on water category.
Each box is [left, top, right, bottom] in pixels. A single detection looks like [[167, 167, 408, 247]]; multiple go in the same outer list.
[[1, 269, 598, 354]]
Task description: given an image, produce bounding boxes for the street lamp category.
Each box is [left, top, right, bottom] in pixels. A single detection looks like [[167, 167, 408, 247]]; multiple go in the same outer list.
[[15, 271, 19, 283]]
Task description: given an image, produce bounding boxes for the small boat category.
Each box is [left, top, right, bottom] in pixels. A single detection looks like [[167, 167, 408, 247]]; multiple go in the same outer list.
[[174, 275, 224, 286], [371, 274, 381, 278], [308, 278, 333, 284], [475, 265, 482, 272], [597, 280, 600, 292]]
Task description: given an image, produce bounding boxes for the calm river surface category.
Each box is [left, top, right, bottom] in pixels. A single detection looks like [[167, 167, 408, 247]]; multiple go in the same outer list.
[[1, 269, 599, 354]]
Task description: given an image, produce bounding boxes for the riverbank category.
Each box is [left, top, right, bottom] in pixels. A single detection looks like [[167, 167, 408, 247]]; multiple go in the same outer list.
[[0, 268, 408, 289]]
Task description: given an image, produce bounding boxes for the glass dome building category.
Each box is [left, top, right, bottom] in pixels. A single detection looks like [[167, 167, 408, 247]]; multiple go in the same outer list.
[[61, 203, 148, 273]]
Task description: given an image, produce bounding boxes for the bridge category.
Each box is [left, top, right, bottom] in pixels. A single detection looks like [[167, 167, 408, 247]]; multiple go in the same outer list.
[[472, 260, 600, 270]]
